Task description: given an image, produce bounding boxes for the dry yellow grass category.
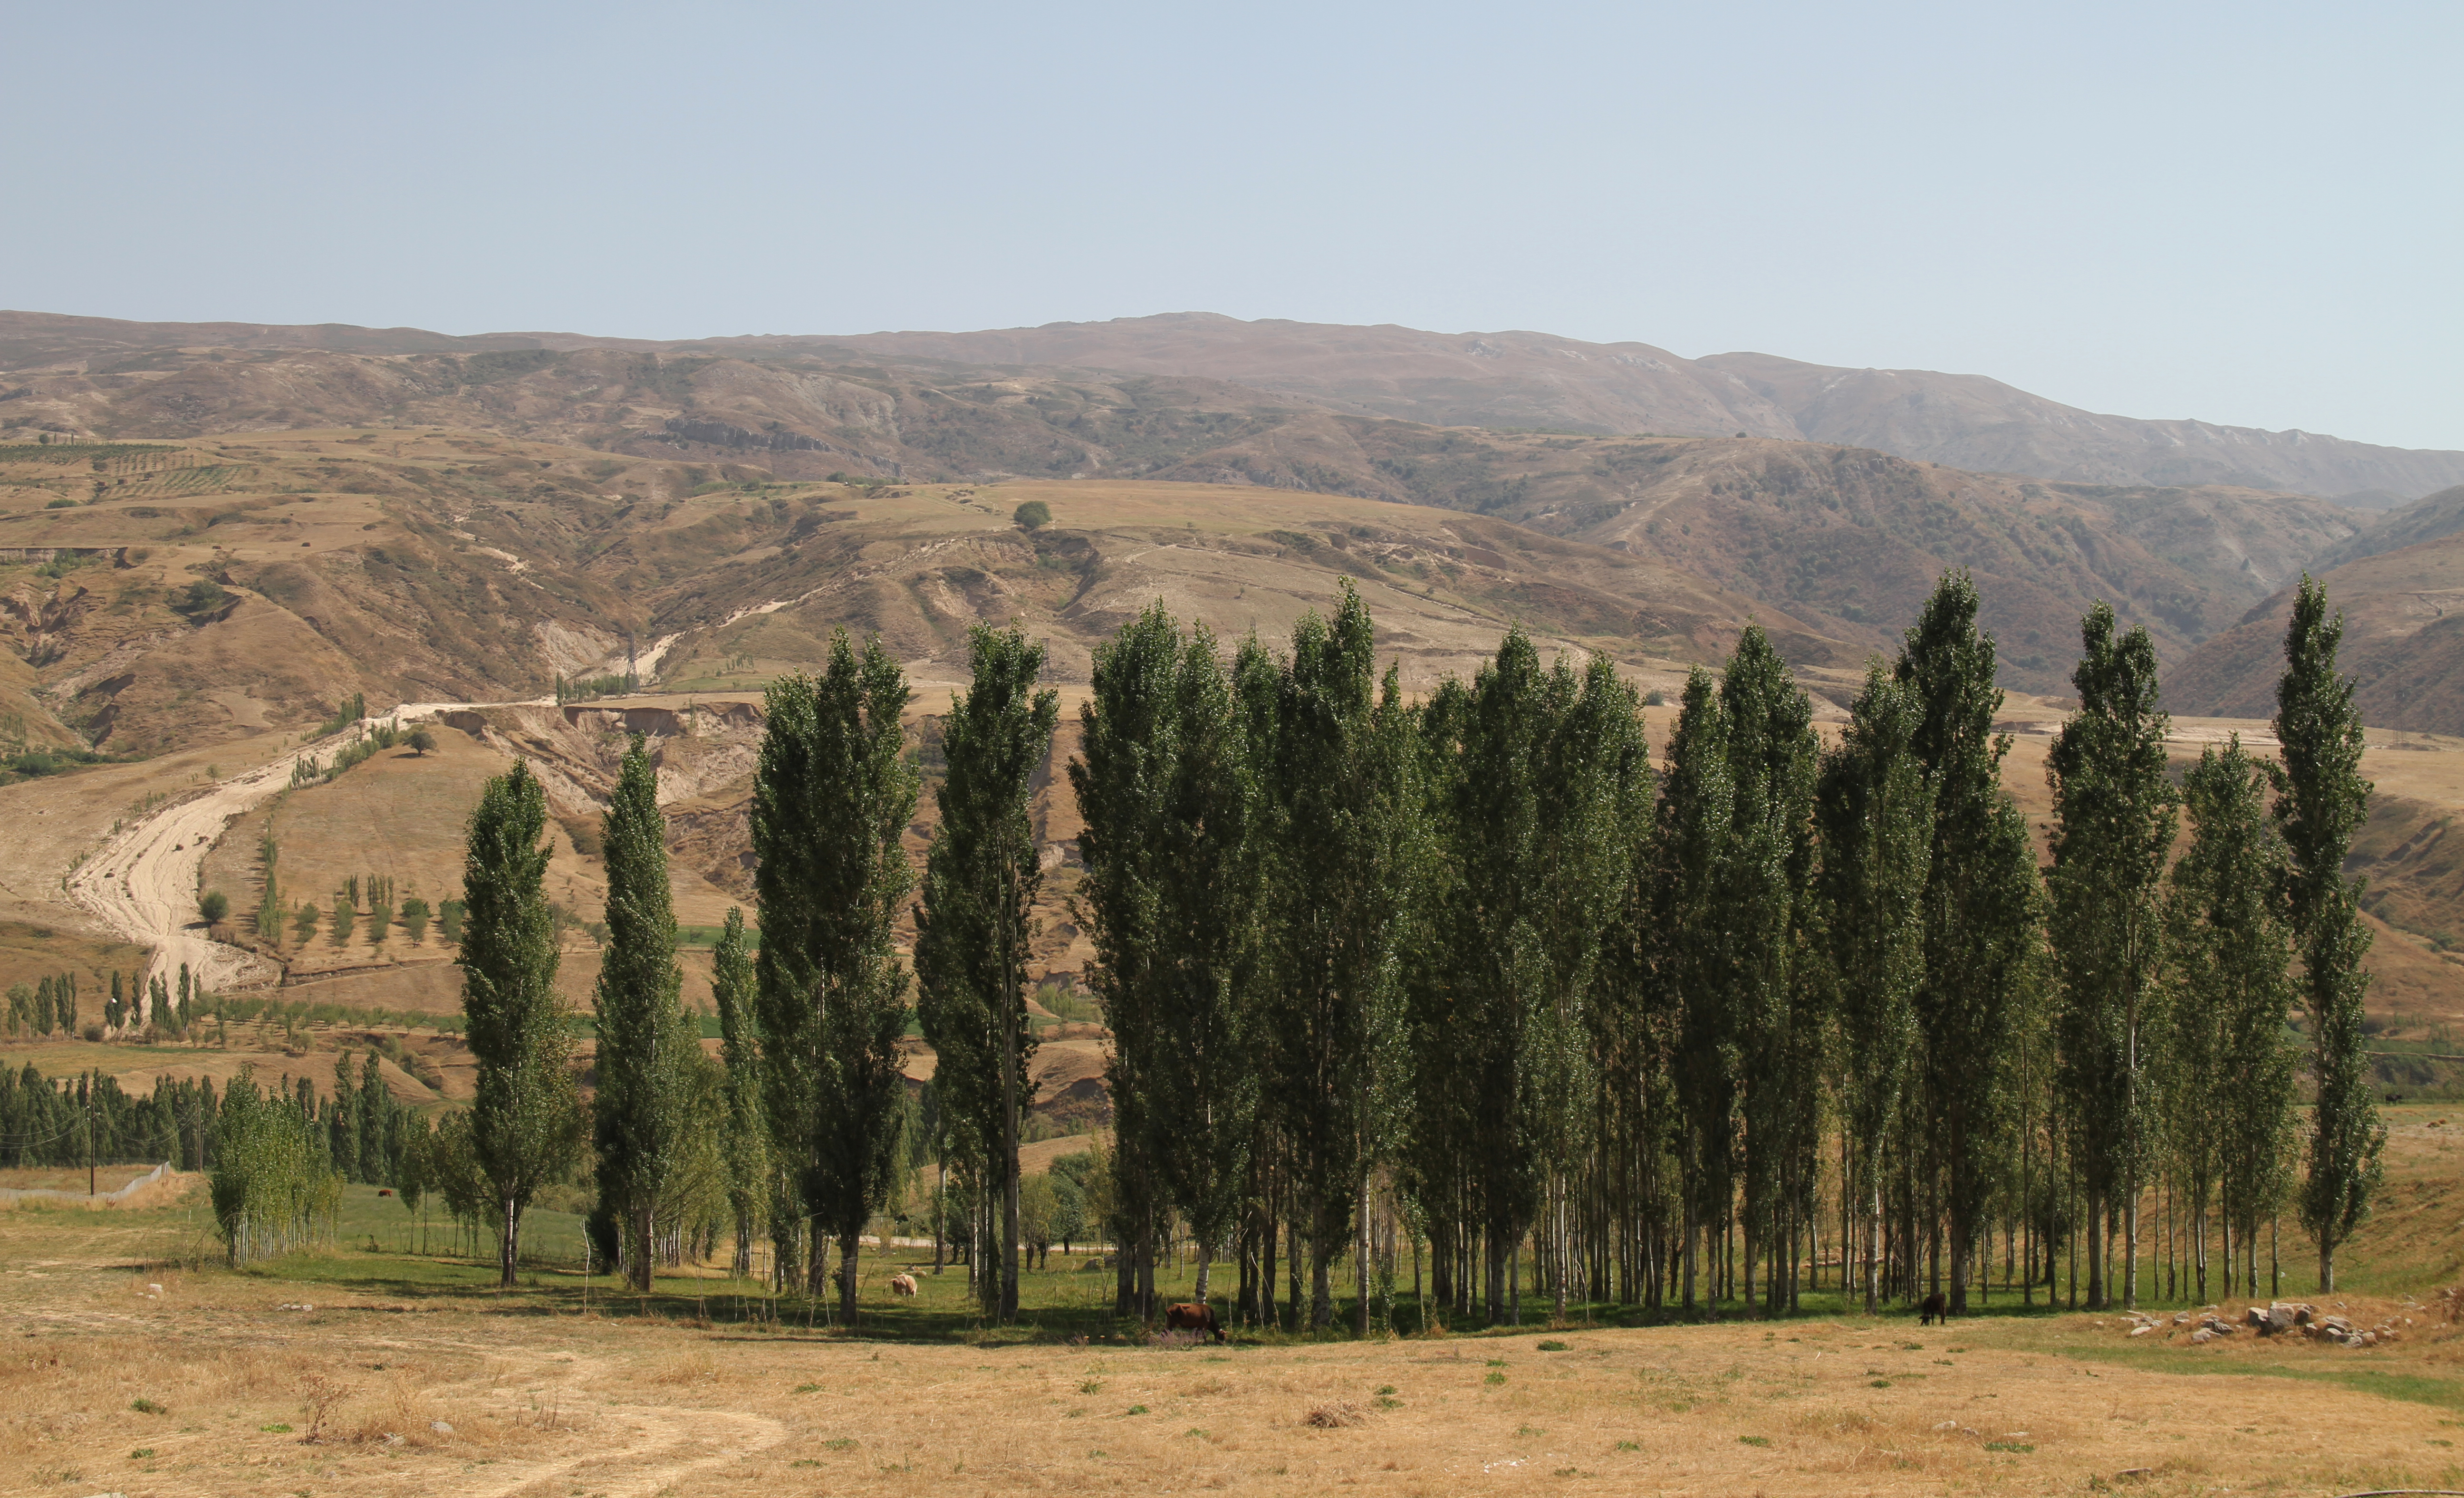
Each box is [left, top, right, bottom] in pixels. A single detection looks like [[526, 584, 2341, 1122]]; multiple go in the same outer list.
[[11, 1113, 2464, 1495], [6, 1202, 2464, 1498]]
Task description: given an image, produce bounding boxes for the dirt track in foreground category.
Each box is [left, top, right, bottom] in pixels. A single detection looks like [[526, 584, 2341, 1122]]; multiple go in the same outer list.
[[9, 1249, 2464, 1496]]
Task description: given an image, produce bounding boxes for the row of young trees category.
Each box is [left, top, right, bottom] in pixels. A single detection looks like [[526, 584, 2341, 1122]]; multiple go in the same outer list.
[[1064, 572, 2381, 1322], [440, 568, 2381, 1321], [0, 1064, 221, 1170]]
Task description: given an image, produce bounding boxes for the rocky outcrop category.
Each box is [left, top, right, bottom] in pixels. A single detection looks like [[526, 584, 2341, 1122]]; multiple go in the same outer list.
[[2127, 1300, 2413, 1348]]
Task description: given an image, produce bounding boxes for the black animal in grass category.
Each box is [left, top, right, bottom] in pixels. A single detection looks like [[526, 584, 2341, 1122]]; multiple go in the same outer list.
[[1919, 1290, 1948, 1325]]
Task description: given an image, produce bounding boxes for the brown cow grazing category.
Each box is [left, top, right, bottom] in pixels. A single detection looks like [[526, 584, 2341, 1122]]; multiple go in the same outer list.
[[889, 1273, 919, 1297], [1164, 1302, 1224, 1344], [1919, 1291, 1947, 1325]]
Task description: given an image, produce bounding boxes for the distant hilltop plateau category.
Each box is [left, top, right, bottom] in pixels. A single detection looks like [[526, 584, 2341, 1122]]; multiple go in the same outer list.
[[7, 308, 2461, 504]]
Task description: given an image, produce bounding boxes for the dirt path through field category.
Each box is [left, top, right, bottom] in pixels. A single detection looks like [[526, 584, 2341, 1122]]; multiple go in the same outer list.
[[426, 1347, 786, 1498], [65, 699, 545, 997]]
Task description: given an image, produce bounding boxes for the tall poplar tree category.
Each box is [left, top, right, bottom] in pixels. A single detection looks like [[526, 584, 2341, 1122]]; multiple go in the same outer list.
[[1258, 582, 1413, 1330], [1071, 602, 1183, 1316], [1437, 634, 1553, 1325], [2046, 603, 2177, 1308], [329, 1051, 360, 1182], [2274, 577, 2383, 1291], [2166, 736, 2297, 1301], [1898, 571, 2041, 1314], [1145, 623, 1264, 1306], [916, 624, 1060, 1321], [711, 907, 767, 1278], [1534, 654, 1651, 1318], [358, 1048, 384, 1184], [1653, 664, 1735, 1312], [751, 632, 919, 1326], [460, 760, 583, 1287], [1399, 676, 1478, 1324], [1438, 633, 1628, 1325], [593, 734, 698, 1292], [1815, 660, 1934, 1312], [1718, 626, 1819, 1313]]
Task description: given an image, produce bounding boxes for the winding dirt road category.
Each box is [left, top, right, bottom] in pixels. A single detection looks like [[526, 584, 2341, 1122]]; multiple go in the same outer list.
[[66, 699, 546, 997]]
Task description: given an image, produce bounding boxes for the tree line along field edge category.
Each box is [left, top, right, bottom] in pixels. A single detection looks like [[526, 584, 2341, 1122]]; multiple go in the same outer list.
[[121, 563, 2383, 1348]]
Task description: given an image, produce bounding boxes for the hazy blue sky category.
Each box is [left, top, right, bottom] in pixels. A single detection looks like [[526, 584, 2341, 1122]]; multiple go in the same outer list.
[[7, 1, 2457, 447]]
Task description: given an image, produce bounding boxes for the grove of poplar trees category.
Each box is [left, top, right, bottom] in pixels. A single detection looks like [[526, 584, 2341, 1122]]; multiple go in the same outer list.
[[434, 565, 2382, 1321]]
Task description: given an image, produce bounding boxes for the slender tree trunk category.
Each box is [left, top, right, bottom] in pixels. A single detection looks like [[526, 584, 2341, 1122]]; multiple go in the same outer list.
[[1865, 1153, 1882, 1314], [632, 1203, 654, 1294], [2085, 1194, 2103, 1309], [1357, 1171, 1373, 1336], [839, 1233, 859, 1326], [1681, 1193, 1696, 1312], [1140, 1218, 1157, 1320], [500, 1194, 521, 1288], [1311, 1233, 1333, 1330], [2123, 1175, 2139, 1309], [1261, 1207, 1278, 1330], [1561, 1177, 1575, 1321]]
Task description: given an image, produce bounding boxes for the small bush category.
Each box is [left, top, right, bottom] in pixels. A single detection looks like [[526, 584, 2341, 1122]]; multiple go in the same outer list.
[[1536, 1339, 1568, 1351], [174, 579, 228, 615], [1643, 690, 1667, 707], [46, 497, 77, 509], [131, 1397, 168, 1415], [1012, 499, 1052, 530], [199, 891, 230, 923]]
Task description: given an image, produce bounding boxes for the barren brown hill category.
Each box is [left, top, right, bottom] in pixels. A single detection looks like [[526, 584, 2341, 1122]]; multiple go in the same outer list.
[[1139, 422, 2362, 684], [0, 423, 1848, 760], [2165, 528, 2464, 736], [0, 335, 2370, 695], [1697, 351, 2464, 505], [2315, 483, 2464, 570], [837, 313, 2464, 502], [12, 307, 2458, 502]]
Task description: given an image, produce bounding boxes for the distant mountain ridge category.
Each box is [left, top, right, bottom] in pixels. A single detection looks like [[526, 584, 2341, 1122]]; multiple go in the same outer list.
[[831, 315, 2464, 504], [6, 308, 2458, 504]]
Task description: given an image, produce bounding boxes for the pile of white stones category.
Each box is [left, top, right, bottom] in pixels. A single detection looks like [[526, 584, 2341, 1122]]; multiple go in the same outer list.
[[2124, 1301, 2411, 1347]]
